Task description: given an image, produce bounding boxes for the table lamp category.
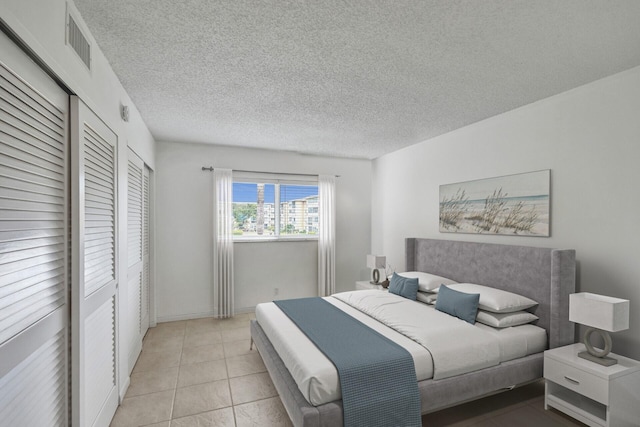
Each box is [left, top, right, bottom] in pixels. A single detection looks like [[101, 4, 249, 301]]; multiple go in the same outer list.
[[366, 255, 386, 284], [569, 292, 629, 366]]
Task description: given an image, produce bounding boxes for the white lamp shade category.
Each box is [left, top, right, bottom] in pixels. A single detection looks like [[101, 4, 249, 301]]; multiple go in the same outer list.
[[569, 292, 629, 332], [366, 255, 386, 269]]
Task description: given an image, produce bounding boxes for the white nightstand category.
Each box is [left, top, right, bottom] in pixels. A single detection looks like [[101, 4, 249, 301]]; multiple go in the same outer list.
[[544, 343, 640, 426], [355, 280, 387, 291]]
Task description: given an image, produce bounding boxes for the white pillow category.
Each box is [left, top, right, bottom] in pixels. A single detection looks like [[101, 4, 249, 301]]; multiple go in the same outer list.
[[447, 283, 537, 313], [476, 310, 538, 328], [393, 271, 457, 293], [416, 292, 438, 305]]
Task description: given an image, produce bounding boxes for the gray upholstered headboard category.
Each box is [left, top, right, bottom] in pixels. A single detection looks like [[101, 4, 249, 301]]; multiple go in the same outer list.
[[406, 238, 576, 349]]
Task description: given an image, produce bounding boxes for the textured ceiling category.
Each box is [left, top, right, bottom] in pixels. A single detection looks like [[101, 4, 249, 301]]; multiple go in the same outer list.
[[73, 0, 640, 159]]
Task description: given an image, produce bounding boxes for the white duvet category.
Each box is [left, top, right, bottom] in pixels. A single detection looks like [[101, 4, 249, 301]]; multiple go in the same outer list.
[[255, 290, 546, 406], [334, 291, 501, 380]]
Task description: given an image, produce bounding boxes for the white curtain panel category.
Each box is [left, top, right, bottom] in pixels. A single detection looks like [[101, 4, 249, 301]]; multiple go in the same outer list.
[[318, 175, 336, 296], [213, 169, 234, 318]]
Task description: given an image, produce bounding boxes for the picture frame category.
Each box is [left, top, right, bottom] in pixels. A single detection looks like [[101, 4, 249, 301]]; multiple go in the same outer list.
[[439, 170, 550, 236]]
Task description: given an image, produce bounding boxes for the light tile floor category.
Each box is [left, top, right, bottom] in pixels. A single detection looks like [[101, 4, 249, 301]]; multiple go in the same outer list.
[[111, 313, 585, 426], [110, 312, 290, 427]]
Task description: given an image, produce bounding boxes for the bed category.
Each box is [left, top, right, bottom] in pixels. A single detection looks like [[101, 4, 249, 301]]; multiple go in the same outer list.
[[250, 238, 576, 427]]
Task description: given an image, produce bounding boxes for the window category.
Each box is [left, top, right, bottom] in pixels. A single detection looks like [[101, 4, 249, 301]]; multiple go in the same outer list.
[[232, 181, 319, 240]]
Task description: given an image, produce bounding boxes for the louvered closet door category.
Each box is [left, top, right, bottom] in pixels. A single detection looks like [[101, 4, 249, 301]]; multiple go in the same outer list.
[[141, 165, 150, 336], [71, 96, 118, 427], [127, 149, 143, 372], [0, 31, 69, 426]]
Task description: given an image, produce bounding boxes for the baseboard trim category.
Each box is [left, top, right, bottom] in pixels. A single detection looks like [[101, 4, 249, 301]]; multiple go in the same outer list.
[[119, 376, 130, 402], [156, 306, 256, 323]]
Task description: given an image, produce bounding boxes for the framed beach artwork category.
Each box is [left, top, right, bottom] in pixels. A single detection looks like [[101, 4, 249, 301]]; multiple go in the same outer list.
[[439, 170, 550, 236]]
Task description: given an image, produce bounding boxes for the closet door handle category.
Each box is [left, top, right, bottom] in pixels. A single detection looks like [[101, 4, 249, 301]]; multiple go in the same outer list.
[[564, 376, 580, 385]]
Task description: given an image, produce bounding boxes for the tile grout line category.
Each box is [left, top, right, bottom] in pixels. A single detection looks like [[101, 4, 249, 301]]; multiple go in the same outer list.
[[226, 361, 238, 427], [224, 320, 248, 426], [222, 328, 238, 426], [168, 332, 186, 424]]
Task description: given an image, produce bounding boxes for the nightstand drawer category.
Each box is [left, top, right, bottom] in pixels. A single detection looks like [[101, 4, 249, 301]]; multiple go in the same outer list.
[[545, 358, 608, 404]]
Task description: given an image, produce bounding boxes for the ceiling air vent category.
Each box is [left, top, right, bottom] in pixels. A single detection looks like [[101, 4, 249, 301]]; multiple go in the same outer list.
[[67, 12, 91, 70]]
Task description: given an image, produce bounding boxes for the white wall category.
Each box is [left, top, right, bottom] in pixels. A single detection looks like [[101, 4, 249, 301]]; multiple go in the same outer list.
[[2, 0, 156, 396], [155, 142, 371, 320], [372, 66, 640, 359]]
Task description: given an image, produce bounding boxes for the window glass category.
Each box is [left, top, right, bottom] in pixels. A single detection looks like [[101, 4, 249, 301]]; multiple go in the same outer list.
[[280, 185, 318, 236], [232, 182, 318, 240]]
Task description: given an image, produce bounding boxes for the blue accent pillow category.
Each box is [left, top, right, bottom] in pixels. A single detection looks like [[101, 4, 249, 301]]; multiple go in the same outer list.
[[435, 285, 480, 324], [388, 273, 419, 301]]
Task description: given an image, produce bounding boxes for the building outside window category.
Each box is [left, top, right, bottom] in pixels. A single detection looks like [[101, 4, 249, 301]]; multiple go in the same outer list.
[[232, 181, 319, 240]]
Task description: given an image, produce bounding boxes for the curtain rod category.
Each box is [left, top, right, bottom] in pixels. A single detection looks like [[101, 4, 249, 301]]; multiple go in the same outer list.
[[201, 166, 339, 178]]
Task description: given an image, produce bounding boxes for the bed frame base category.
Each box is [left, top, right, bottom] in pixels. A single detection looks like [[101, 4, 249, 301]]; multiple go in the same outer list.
[[252, 319, 543, 426]]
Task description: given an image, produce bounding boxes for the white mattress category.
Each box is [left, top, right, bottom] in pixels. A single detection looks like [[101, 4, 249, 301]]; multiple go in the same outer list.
[[255, 290, 546, 406]]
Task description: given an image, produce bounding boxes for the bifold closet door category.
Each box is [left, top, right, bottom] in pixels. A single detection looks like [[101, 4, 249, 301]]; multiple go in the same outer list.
[[127, 148, 144, 370], [0, 31, 69, 426], [71, 96, 118, 427]]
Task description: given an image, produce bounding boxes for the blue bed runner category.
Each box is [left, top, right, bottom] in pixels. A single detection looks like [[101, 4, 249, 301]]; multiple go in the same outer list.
[[274, 297, 421, 427]]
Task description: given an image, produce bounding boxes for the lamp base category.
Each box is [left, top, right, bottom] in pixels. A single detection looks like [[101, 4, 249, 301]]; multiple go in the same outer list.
[[580, 327, 616, 366], [578, 351, 618, 366], [370, 268, 380, 284]]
